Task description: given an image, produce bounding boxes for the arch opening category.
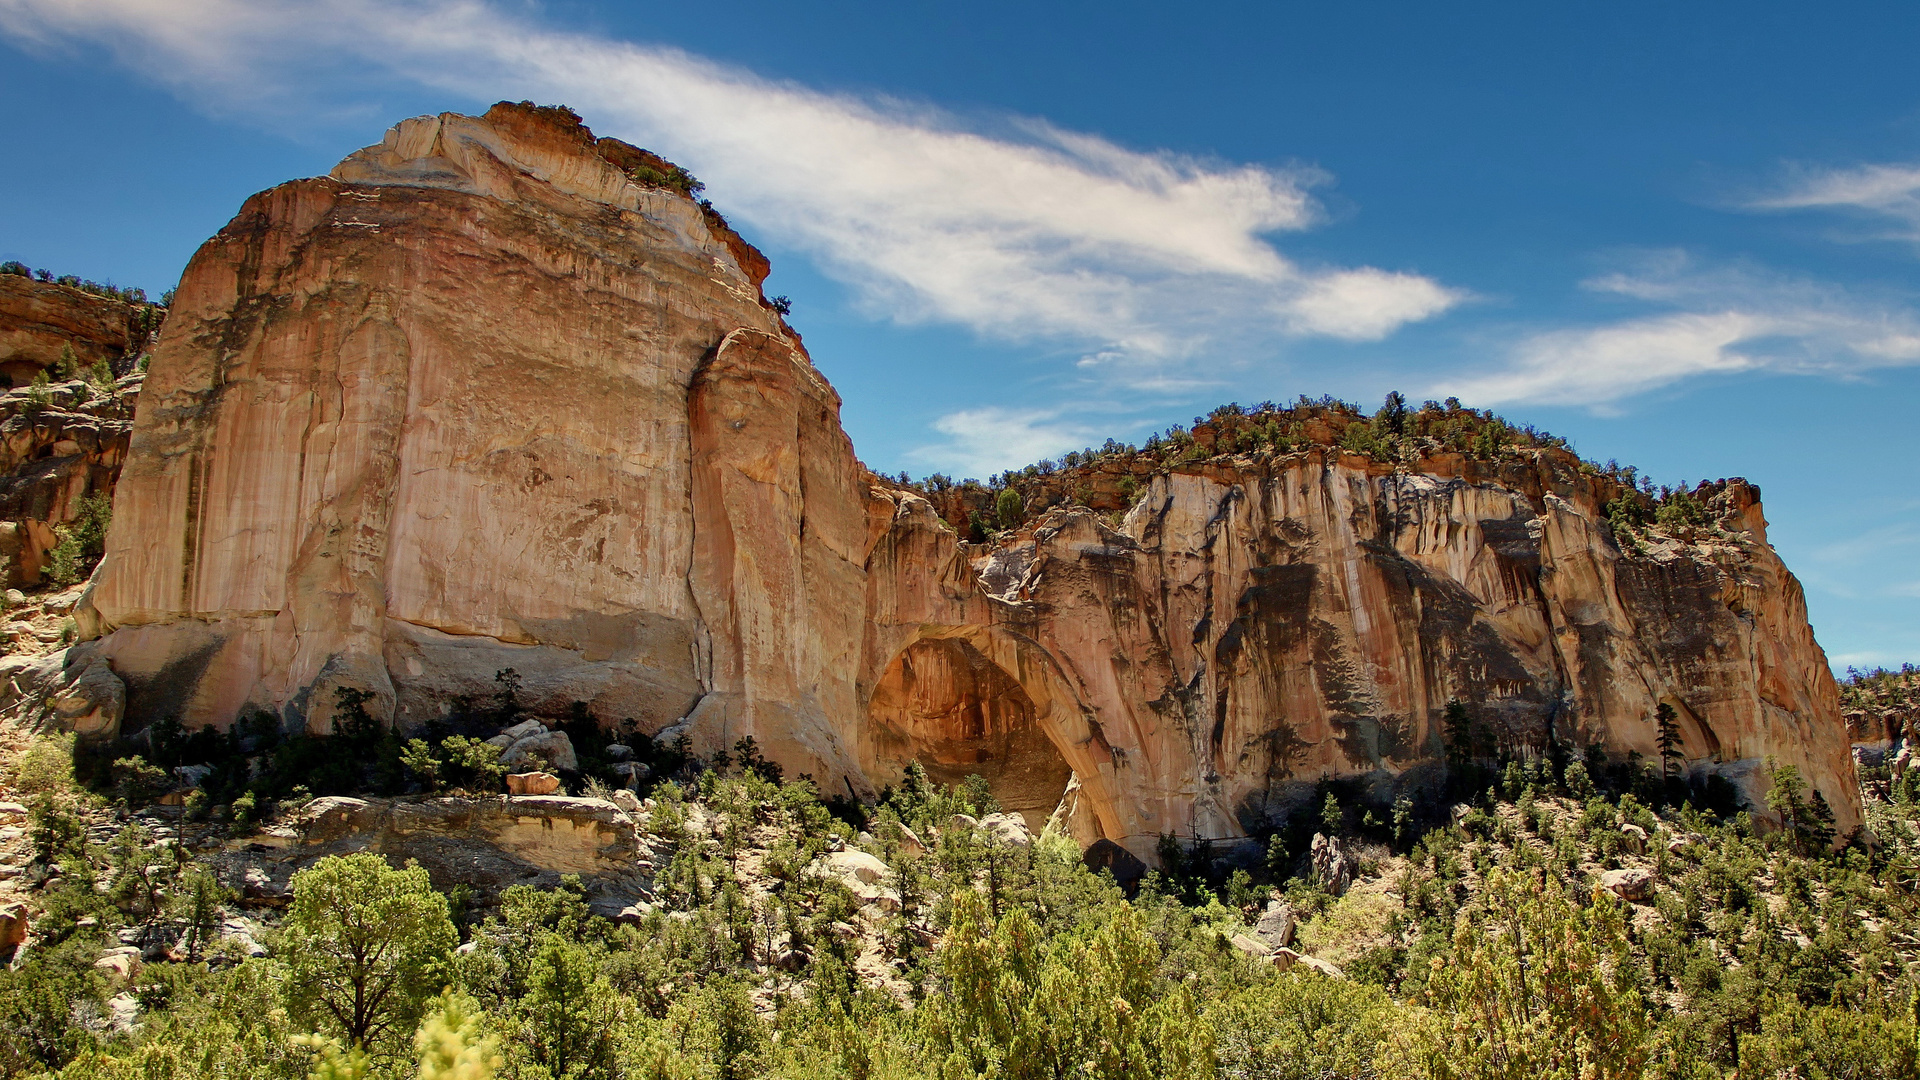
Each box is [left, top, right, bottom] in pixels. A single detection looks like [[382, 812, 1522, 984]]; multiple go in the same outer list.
[[867, 635, 1073, 830]]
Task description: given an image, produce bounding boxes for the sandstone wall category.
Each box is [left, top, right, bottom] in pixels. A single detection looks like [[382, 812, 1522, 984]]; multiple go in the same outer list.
[[861, 449, 1858, 850], [0, 275, 153, 387], [79, 103, 1858, 861], [87, 103, 808, 753]]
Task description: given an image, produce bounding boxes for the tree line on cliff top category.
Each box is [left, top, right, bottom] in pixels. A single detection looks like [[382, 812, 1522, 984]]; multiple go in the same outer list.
[[898, 393, 1743, 543], [6, 668, 1920, 1080]]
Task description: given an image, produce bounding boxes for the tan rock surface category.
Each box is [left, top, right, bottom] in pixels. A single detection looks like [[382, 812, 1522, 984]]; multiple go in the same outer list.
[[0, 274, 158, 387]]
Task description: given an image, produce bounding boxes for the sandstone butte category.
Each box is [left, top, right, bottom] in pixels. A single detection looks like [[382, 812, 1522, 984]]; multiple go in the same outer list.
[[63, 102, 1859, 860]]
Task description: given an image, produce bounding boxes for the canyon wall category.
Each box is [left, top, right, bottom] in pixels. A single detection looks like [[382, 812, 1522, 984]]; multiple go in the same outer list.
[[78, 104, 1859, 857]]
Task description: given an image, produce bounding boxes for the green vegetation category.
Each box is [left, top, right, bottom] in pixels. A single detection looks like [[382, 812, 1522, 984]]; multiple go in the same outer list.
[[7, 708, 1920, 1080], [0, 261, 156, 306], [901, 393, 1734, 540], [45, 493, 112, 587]]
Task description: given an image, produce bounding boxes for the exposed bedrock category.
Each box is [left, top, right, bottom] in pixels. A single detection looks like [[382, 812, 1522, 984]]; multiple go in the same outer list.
[[79, 103, 1857, 861]]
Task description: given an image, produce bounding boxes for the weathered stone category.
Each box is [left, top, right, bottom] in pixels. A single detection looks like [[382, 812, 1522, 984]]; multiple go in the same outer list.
[[173, 764, 213, 789], [501, 730, 577, 773], [49, 655, 124, 742], [1254, 899, 1296, 949], [1272, 948, 1344, 979], [498, 719, 547, 743], [506, 771, 561, 796], [1230, 933, 1271, 958], [1602, 867, 1656, 902], [1311, 833, 1354, 896], [980, 812, 1035, 848], [0, 902, 28, 952], [1619, 823, 1648, 854], [94, 946, 142, 983], [824, 849, 890, 886]]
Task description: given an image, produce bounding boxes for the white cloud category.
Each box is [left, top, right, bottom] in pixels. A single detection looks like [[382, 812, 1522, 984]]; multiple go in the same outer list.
[[1751, 163, 1920, 242], [1437, 253, 1920, 406], [908, 408, 1103, 479], [0, 0, 1462, 382]]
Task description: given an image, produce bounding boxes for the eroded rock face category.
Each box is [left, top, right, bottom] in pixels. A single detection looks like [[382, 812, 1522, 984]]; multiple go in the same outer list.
[[861, 447, 1860, 853], [0, 275, 159, 388], [88, 102, 809, 751], [81, 103, 1858, 863]]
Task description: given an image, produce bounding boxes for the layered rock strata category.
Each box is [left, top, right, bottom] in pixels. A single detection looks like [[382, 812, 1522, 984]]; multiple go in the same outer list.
[[79, 103, 1859, 860], [0, 274, 160, 387]]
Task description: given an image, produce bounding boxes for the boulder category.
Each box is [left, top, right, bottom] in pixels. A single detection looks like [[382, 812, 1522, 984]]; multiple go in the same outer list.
[[1619, 823, 1648, 854], [498, 719, 548, 742], [1253, 899, 1296, 949], [1273, 948, 1344, 979], [506, 771, 562, 796], [609, 761, 650, 789], [49, 656, 125, 742], [94, 946, 142, 982], [608, 789, 643, 814], [294, 797, 382, 844], [980, 812, 1034, 848], [1601, 867, 1655, 902], [0, 902, 28, 952], [605, 743, 634, 761], [825, 849, 891, 886], [173, 764, 213, 788], [502, 730, 577, 773], [947, 814, 980, 833], [1229, 933, 1271, 958]]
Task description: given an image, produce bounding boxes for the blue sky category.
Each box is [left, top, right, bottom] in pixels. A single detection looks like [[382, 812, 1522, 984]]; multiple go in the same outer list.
[[3, 1, 1918, 670]]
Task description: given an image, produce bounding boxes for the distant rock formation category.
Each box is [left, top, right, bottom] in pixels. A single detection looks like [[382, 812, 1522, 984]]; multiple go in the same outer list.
[[0, 272, 156, 586], [0, 273, 160, 388], [77, 103, 1860, 860]]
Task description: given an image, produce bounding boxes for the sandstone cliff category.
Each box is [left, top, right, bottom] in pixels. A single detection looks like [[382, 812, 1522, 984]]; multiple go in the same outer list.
[[0, 272, 161, 387], [863, 449, 1858, 846], [76, 103, 1859, 859]]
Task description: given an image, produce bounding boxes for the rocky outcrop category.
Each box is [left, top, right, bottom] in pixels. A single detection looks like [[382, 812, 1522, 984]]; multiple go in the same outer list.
[[87, 101, 814, 752], [78, 103, 1858, 864], [233, 794, 648, 905], [863, 449, 1859, 851], [0, 375, 139, 586], [0, 274, 161, 388]]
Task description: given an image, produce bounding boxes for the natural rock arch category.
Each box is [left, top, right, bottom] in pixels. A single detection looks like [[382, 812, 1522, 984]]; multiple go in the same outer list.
[[860, 624, 1125, 841]]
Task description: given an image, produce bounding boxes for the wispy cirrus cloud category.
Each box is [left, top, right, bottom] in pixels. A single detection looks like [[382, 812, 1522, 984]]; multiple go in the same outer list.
[[1749, 163, 1920, 243], [0, 0, 1461, 385], [906, 408, 1105, 480], [1437, 252, 1920, 407]]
